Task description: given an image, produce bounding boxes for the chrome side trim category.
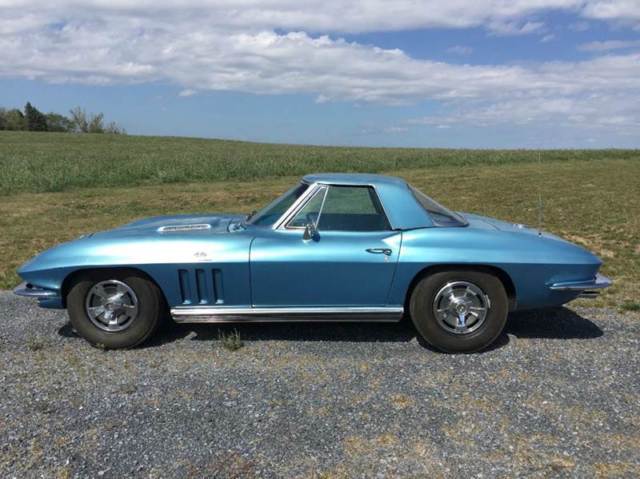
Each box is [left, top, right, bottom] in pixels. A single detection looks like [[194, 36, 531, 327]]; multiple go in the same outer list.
[[171, 306, 404, 323], [13, 282, 60, 299], [549, 273, 612, 298]]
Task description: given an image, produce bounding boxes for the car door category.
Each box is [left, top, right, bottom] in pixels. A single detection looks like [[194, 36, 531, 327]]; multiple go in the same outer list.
[[250, 184, 402, 307]]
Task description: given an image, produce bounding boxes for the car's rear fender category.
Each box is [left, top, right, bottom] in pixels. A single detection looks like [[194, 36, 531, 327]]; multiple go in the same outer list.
[[390, 228, 602, 311]]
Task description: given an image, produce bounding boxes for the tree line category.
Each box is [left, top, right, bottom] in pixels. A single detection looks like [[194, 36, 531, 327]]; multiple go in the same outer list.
[[0, 102, 125, 134]]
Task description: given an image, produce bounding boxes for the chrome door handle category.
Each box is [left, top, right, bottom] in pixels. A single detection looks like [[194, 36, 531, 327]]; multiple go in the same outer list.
[[366, 248, 392, 256]]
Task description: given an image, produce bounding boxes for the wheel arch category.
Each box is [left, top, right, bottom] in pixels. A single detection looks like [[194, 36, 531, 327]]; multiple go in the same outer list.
[[60, 267, 168, 309], [404, 264, 517, 312]]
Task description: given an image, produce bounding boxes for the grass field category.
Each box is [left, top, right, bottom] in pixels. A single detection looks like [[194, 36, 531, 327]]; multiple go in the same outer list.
[[1, 131, 638, 309], [2, 131, 639, 195]]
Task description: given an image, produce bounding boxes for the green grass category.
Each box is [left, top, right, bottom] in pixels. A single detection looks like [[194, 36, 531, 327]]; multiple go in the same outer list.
[[218, 329, 244, 351], [621, 301, 640, 312], [1, 130, 638, 195], [1, 131, 639, 309]]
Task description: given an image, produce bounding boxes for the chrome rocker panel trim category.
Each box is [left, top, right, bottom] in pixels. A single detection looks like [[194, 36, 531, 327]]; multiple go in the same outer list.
[[13, 282, 59, 299], [548, 273, 612, 298], [171, 306, 404, 323]]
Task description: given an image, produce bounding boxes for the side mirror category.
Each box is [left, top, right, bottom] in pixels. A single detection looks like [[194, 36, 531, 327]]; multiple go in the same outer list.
[[303, 222, 317, 241]]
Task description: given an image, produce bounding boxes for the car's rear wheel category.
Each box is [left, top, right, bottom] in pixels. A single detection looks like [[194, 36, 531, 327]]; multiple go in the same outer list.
[[67, 270, 164, 349], [409, 270, 508, 353]]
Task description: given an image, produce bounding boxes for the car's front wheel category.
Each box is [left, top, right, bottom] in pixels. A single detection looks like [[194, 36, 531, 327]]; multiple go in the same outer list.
[[409, 270, 508, 353], [67, 270, 164, 349]]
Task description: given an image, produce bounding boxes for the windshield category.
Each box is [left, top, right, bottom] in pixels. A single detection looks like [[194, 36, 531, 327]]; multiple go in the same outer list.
[[408, 185, 468, 227], [248, 183, 309, 226]]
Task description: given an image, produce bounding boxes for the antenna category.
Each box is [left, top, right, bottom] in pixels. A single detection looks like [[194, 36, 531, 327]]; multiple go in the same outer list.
[[537, 150, 544, 236]]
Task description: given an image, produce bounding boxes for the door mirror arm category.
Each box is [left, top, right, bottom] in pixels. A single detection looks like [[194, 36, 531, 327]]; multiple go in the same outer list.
[[303, 222, 318, 241]]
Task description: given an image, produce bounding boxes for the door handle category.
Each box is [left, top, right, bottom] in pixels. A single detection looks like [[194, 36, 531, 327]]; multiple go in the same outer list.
[[366, 248, 392, 256]]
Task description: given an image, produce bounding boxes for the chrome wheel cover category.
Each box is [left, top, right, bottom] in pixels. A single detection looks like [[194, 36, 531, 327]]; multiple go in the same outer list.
[[432, 281, 490, 335], [85, 280, 139, 332]]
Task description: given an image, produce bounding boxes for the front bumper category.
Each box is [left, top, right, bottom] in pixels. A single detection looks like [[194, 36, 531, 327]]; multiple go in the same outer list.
[[549, 273, 612, 298], [13, 282, 63, 308]]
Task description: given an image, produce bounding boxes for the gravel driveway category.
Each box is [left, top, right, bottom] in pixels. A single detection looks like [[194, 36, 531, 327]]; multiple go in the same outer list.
[[1, 291, 639, 478]]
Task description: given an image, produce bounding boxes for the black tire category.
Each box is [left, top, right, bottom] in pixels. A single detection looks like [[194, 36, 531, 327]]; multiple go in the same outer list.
[[67, 269, 164, 349], [409, 270, 508, 353]]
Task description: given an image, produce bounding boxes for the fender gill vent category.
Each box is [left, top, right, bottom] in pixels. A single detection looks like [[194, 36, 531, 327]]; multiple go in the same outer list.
[[178, 268, 224, 305], [158, 224, 212, 233]]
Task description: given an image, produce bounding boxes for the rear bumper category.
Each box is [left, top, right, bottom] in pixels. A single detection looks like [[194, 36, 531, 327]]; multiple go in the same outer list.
[[549, 273, 612, 298], [13, 282, 63, 308]]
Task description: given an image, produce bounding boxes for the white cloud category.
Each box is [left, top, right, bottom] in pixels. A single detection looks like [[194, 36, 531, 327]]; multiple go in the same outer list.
[[541, 33, 556, 42], [0, 1, 638, 36], [487, 20, 546, 36], [447, 45, 473, 55], [0, 1, 639, 140], [384, 126, 409, 133], [178, 89, 197, 97], [408, 90, 640, 136], [578, 39, 640, 51], [569, 21, 591, 31], [581, 0, 640, 23]]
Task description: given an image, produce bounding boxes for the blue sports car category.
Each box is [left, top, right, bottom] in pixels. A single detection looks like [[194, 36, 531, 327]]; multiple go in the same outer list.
[[15, 173, 611, 352]]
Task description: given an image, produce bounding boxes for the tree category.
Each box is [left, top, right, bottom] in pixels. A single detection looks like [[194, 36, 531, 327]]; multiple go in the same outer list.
[[87, 112, 105, 133], [0, 104, 124, 134], [68, 106, 123, 134], [45, 113, 74, 132], [68, 106, 104, 133], [104, 121, 125, 135], [3, 109, 27, 130], [69, 106, 89, 133], [24, 102, 48, 131]]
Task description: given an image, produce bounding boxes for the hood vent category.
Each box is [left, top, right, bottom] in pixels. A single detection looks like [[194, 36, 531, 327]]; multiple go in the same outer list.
[[158, 224, 212, 233]]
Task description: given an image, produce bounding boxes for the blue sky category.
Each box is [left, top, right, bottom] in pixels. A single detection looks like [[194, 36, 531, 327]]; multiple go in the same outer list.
[[1, 1, 639, 148]]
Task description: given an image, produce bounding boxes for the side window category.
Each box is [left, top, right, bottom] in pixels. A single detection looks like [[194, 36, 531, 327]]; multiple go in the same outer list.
[[287, 186, 327, 228], [317, 186, 390, 231]]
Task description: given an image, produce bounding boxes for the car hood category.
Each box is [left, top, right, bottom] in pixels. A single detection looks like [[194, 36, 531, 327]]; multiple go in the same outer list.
[[18, 213, 248, 276], [90, 213, 245, 239]]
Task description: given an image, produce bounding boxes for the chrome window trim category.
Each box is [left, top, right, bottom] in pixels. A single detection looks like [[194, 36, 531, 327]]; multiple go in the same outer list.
[[271, 182, 322, 230], [273, 181, 394, 233], [283, 185, 328, 230], [315, 184, 329, 228]]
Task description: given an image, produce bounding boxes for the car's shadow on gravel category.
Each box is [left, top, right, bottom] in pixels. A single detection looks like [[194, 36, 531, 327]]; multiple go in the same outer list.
[[92, 306, 600, 351], [56, 307, 604, 351], [505, 307, 604, 340]]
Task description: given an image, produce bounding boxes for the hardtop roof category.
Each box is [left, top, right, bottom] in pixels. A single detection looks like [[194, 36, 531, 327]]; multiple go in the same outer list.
[[301, 173, 433, 229], [302, 173, 407, 187]]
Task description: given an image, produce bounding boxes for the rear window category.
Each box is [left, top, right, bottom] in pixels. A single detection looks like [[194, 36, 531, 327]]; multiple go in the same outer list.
[[409, 185, 468, 227]]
